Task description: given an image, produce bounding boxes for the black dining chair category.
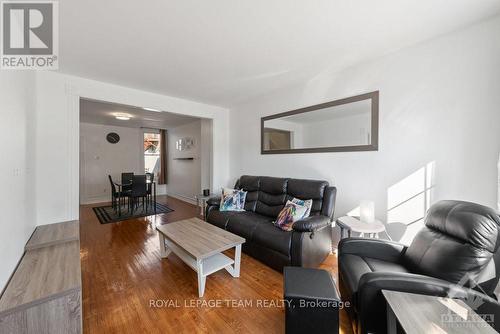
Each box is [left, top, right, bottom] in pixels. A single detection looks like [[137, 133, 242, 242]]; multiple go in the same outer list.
[[127, 175, 148, 214], [121, 172, 134, 193], [108, 175, 119, 211], [146, 172, 154, 208], [109, 175, 131, 213]]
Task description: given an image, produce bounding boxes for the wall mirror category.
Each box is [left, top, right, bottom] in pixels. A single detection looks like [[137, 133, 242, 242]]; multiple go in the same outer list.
[[261, 91, 379, 154]]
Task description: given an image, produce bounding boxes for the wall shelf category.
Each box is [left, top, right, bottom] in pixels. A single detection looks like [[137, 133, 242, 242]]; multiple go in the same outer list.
[[173, 157, 194, 160]]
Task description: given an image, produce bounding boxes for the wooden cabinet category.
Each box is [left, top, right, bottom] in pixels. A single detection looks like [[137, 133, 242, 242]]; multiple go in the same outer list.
[[0, 221, 82, 334]]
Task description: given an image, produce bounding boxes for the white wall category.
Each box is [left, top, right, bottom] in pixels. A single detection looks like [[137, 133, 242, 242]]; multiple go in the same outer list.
[[167, 120, 202, 202], [34, 71, 229, 225], [0, 72, 36, 289], [229, 15, 500, 243], [79, 123, 144, 204], [200, 119, 213, 193]]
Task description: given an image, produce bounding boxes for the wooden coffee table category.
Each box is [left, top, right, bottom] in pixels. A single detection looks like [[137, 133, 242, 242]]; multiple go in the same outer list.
[[156, 217, 245, 297]]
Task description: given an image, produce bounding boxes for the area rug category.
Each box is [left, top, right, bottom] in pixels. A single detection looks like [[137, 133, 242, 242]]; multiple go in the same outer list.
[[93, 202, 174, 224]]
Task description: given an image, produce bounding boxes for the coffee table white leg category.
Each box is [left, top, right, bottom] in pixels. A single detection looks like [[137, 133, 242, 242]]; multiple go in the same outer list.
[[225, 244, 242, 277], [197, 259, 206, 298], [158, 233, 171, 258], [234, 244, 242, 277]]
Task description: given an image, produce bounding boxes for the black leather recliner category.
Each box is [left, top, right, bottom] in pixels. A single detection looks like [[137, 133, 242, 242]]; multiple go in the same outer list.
[[206, 175, 337, 271], [339, 200, 500, 333]]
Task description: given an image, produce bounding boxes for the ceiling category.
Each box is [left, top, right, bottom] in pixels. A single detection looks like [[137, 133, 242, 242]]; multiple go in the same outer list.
[[80, 99, 200, 129], [60, 1, 500, 108]]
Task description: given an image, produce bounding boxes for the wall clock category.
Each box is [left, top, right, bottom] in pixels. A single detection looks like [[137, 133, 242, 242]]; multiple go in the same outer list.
[[106, 132, 120, 144]]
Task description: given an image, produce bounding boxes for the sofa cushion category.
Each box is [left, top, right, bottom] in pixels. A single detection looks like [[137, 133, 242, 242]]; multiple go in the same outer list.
[[220, 188, 247, 212], [339, 254, 409, 295], [364, 257, 410, 274], [237, 175, 260, 191], [287, 179, 328, 215], [260, 176, 288, 194], [207, 210, 242, 230], [253, 221, 293, 256], [255, 177, 288, 217], [226, 212, 272, 241], [291, 197, 313, 218], [236, 175, 260, 211], [274, 200, 309, 232]]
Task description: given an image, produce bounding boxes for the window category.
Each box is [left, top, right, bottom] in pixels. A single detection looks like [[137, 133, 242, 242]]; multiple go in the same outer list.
[[144, 132, 161, 177]]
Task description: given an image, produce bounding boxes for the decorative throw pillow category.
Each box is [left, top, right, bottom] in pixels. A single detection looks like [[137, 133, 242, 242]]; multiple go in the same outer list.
[[274, 200, 309, 231], [291, 198, 313, 218], [220, 188, 247, 212]]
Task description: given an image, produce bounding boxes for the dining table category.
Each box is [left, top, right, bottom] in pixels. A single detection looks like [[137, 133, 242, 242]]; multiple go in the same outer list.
[[112, 178, 157, 217]]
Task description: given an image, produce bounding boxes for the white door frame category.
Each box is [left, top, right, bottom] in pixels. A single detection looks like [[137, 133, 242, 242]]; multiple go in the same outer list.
[[64, 82, 222, 221]]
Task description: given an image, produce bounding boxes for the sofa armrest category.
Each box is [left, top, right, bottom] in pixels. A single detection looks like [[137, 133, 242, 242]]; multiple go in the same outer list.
[[293, 215, 331, 232], [206, 197, 221, 207], [356, 271, 489, 333], [205, 197, 221, 221], [358, 272, 472, 301], [339, 237, 407, 263]]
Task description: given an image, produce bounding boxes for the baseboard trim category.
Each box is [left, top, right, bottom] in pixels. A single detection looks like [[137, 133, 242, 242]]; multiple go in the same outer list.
[[80, 196, 109, 205], [168, 193, 198, 206]]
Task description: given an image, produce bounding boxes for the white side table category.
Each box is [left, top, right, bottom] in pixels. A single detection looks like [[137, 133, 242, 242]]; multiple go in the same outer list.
[[336, 216, 385, 239], [195, 194, 212, 220]]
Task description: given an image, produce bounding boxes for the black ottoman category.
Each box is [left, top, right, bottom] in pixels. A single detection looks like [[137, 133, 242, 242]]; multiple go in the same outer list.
[[283, 266, 340, 334]]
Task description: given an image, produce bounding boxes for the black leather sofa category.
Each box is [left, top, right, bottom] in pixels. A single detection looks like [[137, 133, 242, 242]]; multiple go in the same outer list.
[[206, 175, 337, 271], [339, 200, 500, 333]]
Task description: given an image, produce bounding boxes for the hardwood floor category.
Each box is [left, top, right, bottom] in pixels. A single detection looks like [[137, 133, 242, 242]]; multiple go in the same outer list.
[[80, 196, 353, 334]]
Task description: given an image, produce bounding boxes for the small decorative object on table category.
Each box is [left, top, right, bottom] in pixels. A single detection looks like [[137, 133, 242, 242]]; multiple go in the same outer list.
[[359, 200, 375, 223]]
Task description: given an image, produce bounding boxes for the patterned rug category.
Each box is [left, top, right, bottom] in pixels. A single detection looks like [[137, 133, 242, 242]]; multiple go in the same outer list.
[[93, 202, 174, 224]]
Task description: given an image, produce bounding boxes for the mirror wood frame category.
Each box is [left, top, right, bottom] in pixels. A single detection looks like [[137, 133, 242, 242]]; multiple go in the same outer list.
[[261, 91, 379, 154]]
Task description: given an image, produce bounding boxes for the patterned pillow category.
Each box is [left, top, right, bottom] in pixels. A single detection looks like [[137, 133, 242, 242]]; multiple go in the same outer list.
[[274, 200, 309, 231], [291, 198, 313, 218], [220, 188, 247, 212]]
